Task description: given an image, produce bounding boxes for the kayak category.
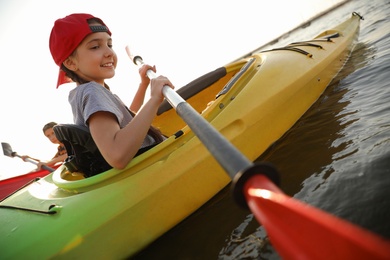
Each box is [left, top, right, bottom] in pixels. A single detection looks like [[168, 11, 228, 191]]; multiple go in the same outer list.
[[0, 13, 362, 259]]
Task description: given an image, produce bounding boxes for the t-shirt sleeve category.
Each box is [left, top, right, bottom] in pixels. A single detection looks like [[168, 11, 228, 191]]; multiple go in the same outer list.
[[71, 83, 125, 126]]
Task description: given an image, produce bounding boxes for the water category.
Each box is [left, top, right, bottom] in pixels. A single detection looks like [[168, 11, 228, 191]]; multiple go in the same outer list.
[[132, 0, 390, 258]]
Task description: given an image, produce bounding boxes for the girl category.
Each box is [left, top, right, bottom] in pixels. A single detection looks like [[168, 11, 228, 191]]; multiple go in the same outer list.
[[49, 13, 175, 169]]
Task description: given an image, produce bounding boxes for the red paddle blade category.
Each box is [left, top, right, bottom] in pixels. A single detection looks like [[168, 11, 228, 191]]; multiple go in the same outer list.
[[244, 175, 390, 260]]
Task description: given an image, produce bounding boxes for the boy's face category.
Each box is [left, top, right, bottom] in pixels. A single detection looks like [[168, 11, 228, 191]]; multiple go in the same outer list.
[[44, 128, 59, 144]]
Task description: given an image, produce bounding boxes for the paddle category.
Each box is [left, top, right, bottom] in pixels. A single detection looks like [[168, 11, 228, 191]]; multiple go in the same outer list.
[[125, 47, 390, 259], [1, 142, 55, 172]]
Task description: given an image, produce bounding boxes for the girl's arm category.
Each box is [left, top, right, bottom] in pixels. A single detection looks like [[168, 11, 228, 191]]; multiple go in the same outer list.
[[89, 75, 174, 169], [129, 64, 156, 113]]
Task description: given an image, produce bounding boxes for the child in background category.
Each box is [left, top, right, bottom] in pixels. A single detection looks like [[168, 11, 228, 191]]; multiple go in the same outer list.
[[22, 122, 67, 170]]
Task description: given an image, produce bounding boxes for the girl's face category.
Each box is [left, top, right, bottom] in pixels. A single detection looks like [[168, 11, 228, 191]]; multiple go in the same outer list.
[[44, 128, 59, 144], [68, 32, 117, 86]]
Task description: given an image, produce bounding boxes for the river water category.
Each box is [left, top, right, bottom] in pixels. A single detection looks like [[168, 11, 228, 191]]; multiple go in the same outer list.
[[133, 0, 390, 258]]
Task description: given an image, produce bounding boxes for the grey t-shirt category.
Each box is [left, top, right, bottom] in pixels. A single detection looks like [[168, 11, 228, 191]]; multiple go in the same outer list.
[[68, 81, 155, 148]]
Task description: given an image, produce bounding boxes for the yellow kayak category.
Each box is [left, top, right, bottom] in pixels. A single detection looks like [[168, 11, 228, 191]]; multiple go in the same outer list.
[[0, 12, 362, 259]]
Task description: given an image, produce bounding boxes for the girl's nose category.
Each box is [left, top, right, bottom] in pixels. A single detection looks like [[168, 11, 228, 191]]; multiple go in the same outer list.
[[104, 46, 114, 57]]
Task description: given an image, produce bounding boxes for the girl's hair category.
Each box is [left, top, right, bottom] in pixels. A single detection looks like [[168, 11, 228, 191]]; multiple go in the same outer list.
[[43, 122, 58, 133], [62, 64, 110, 87]]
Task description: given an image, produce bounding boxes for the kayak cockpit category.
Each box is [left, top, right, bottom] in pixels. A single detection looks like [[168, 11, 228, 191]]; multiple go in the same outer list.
[[152, 57, 260, 136], [51, 57, 260, 190], [157, 67, 227, 115], [157, 58, 257, 115]]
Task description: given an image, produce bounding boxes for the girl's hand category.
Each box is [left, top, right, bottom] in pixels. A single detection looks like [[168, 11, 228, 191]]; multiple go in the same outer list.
[[138, 64, 156, 87], [150, 75, 175, 103]]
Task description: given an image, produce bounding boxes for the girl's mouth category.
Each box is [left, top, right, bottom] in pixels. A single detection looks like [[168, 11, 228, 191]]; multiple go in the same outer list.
[[101, 62, 114, 67]]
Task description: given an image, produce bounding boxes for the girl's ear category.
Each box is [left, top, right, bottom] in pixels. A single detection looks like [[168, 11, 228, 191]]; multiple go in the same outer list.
[[63, 57, 77, 71]]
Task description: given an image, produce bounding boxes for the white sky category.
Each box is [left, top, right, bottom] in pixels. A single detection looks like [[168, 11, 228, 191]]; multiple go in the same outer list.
[[0, 0, 345, 179]]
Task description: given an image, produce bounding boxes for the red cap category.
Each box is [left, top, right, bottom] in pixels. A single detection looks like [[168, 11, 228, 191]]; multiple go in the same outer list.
[[49, 13, 111, 88]]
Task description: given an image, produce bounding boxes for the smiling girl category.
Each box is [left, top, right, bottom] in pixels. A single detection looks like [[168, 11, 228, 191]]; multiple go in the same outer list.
[[49, 13, 174, 170]]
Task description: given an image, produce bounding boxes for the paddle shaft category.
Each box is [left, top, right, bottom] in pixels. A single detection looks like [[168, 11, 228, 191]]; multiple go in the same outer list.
[[13, 154, 55, 172], [133, 55, 252, 178]]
